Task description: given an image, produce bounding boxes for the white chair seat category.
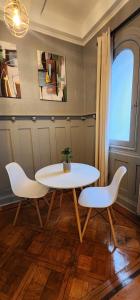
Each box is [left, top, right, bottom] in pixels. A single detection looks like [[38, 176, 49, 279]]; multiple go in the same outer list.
[[15, 179, 48, 199], [79, 186, 113, 208]]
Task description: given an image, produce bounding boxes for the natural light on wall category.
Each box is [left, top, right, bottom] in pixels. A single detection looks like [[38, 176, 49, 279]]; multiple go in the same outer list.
[[109, 49, 134, 142]]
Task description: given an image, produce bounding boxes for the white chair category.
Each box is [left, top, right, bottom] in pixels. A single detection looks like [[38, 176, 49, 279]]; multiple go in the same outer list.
[[5, 162, 49, 227], [78, 166, 127, 247]]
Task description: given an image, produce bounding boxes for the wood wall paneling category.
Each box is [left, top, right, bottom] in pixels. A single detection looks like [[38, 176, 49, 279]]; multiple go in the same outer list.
[[109, 151, 140, 212], [114, 159, 129, 193], [0, 128, 14, 192], [16, 127, 35, 178], [0, 119, 95, 199], [85, 119, 95, 165], [37, 127, 51, 168], [55, 126, 67, 163], [70, 124, 83, 162]]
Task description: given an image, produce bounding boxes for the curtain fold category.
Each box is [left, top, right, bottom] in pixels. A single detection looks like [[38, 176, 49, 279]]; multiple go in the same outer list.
[[95, 29, 112, 186]]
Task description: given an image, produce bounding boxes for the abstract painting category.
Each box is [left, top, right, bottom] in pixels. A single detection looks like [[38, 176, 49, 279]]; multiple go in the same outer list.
[[0, 41, 21, 98], [37, 51, 67, 101]]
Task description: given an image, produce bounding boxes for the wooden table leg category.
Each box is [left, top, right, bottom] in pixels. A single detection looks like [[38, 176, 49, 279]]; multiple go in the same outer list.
[[72, 188, 82, 243], [13, 201, 22, 226], [45, 190, 56, 226]]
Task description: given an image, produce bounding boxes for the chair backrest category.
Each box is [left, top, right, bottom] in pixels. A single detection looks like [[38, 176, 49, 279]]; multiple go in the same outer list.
[[5, 162, 28, 196], [109, 166, 127, 204]]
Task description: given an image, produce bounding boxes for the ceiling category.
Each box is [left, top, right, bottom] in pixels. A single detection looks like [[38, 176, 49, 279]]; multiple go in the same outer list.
[[0, 0, 129, 45]]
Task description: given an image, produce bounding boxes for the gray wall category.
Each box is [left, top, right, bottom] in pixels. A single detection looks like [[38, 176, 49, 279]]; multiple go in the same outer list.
[[83, 39, 97, 114], [0, 21, 84, 116], [0, 22, 95, 200], [0, 20, 88, 199]]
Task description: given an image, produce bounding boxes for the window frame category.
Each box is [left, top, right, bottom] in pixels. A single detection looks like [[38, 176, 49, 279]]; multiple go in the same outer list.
[[110, 40, 139, 150]]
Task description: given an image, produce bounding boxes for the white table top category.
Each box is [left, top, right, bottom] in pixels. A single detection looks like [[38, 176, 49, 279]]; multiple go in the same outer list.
[[35, 163, 100, 189]]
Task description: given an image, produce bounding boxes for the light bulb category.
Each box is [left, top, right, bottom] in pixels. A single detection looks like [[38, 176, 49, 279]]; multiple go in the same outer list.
[[4, 0, 29, 37], [13, 8, 21, 27]]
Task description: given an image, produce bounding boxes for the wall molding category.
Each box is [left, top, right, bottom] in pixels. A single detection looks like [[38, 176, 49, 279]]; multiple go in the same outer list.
[[83, 0, 130, 45], [0, 0, 129, 46], [31, 21, 83, 46], [30, 0, 130, 46], [0, 114, 96, 121]]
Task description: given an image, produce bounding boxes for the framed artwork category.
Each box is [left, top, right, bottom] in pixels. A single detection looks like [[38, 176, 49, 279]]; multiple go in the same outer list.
[[0, 41, 21, 98], [37, 51, 67, 101]]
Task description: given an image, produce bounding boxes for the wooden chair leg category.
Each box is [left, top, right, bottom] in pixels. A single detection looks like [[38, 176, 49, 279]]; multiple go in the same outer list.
[[13, 201, 22, 226], [34, 199, 43, 228], [45, 190, 56, 225], [110, 206, 116, 224], [107, 207, 118, 248], [82, 208, 92, 239]]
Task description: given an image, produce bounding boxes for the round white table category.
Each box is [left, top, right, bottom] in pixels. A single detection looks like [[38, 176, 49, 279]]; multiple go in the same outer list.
[[35, 163, 100, 242]]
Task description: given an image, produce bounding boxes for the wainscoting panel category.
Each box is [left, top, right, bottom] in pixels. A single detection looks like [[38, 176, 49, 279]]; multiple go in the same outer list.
[[0, 118, 95, 199], [55, 126, 67, 162], [37, 127, 51, 169], [70, 124, 84, 162], [109, 151, 140, 213], [0, 127, 14, 192], [85, 119, 95, 165], [1, 118, 139, 213], [16, 127, 35, 178], [114, 159, 129, 193]]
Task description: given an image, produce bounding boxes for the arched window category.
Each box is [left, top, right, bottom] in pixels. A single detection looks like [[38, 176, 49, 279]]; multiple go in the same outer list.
[[109, 41, 139, 148]]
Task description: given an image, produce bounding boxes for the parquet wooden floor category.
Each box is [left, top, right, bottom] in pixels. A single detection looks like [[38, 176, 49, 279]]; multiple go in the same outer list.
[[0, 190, 140, 300]]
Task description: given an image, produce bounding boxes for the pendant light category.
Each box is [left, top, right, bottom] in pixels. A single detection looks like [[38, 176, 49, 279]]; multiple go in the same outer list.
[[4, 0, 29, 38]]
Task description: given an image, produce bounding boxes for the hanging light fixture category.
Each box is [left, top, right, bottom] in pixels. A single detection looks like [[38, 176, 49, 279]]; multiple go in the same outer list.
[[4, 0, 29, 38]]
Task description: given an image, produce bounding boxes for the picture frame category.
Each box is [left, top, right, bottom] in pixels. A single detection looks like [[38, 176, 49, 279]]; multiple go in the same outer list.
[[0, 41, 21, 99], [37, 50, 67, 102]]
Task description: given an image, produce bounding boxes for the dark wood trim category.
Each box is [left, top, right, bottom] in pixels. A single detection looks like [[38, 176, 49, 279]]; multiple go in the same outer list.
[[102, 268, 140, 300], [88, 260, 140, 300]]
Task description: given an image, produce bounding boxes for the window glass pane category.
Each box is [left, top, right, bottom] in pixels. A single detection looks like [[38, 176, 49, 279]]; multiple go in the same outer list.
[[109, 49, 134, 141]]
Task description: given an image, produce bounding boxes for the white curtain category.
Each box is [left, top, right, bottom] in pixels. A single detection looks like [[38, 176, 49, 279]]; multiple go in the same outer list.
[[95, 29, 112, 186]]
